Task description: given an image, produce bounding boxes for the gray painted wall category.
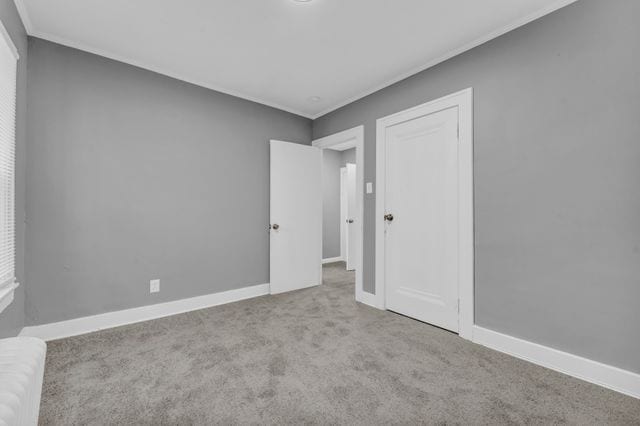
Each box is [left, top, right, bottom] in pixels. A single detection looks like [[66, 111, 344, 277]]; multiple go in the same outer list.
[[25, 38, 312, 325], [313, 0, 640, 373], [322, 150, 342, 259], [0, 0, 27, 338], [341, 148, 355, 167]]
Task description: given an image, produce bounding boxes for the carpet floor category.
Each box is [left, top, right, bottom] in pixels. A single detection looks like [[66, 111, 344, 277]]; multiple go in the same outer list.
[[40, 263, 640, 425]]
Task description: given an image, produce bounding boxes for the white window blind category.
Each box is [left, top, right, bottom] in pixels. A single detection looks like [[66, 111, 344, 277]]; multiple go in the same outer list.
[[0, 20, 18, 294]]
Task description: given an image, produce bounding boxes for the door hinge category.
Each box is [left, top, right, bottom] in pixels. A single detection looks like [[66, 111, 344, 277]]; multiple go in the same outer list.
[[457, 299, 460, 313], [457, 124, 460, 139]]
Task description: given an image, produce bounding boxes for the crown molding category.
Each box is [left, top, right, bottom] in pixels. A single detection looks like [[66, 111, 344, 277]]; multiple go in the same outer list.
[[310, 0, 580, 119], [13, 0, 33, 34], [14, 0, 580, 121], [12, 1, 314, 118]]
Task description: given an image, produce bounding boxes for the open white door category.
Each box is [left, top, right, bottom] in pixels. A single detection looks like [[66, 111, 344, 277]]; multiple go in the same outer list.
[[345, 163, 357, 271], [270, 140, 322, 295], [340, 167, 348, 261]]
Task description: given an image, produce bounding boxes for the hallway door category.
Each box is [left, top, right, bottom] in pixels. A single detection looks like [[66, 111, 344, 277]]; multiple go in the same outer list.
[[345, 163, 357, 271]]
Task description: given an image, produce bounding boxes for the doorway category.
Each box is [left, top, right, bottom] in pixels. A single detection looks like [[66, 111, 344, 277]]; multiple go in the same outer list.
[[340, 163, 357, 270], [375, 89, 474, 339], [313, 126, 365, 303], [268, 127, 364, 302], [322, 151, 356, 269]]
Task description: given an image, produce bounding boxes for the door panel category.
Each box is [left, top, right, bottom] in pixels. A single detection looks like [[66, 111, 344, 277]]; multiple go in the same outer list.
[[340, 167, 347, 261], [384, 107, 460, 332], [346, 163, 357, 271], [270, 140, 322, 295]]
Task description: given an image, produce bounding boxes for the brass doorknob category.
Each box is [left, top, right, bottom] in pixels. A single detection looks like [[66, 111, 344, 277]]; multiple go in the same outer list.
[[271, 224, 280, 230], [384, 214, 394, 222]]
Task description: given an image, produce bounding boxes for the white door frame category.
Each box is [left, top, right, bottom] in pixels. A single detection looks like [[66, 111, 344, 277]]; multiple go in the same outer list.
[[375, 88, 474, 340], [313, 126, 368, 304]]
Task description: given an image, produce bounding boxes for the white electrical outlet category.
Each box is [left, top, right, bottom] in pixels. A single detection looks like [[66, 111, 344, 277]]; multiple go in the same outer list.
[[150, 279, 160, 293]]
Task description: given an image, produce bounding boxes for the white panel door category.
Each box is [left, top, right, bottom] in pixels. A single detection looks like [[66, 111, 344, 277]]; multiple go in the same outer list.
[[270, 140, 322, 295], [384, 106, 460, 332], [345, 163, 357, 271], [340, 167, 347, 261]]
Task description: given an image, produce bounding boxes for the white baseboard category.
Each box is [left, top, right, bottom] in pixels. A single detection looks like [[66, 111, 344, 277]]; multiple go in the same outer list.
[[322, 257, 344, 264], [20, 283, 270, 341], [472, 326, 640, 399]]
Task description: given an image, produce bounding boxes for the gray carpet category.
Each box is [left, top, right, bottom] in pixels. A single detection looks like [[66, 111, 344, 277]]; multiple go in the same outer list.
[[41, 263, 640, 425]]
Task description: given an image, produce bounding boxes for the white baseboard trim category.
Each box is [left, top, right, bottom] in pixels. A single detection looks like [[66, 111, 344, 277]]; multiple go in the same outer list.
[[472, 326, 640, 399], [322, 257, 344, 264], [20, 283, 270, 341]]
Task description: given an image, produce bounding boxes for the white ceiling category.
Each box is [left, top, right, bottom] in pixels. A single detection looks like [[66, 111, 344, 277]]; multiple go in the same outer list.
[[15, 0, 577, 118]]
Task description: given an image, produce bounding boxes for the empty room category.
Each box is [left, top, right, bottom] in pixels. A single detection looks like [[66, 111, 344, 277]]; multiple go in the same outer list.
[[0, 0, 639, 424]]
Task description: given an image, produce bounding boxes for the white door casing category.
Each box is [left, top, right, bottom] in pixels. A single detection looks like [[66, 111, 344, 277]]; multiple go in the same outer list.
[[270, 140, 322, 295], [346, 163, 357, 271], [375, 88, 474, 340]]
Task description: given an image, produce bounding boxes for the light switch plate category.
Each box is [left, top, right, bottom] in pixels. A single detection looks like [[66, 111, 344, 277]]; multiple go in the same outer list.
[[366, 182, 373, 194]]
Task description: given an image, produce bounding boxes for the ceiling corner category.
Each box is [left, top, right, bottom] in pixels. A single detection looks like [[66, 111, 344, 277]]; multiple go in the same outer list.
[[13, 0, 34, 34]]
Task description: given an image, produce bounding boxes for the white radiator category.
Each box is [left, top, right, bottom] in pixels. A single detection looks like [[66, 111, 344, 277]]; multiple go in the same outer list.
[[0, 337, 46, 426]]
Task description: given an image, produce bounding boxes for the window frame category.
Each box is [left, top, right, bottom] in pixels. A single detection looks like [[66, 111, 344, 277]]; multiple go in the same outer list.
[[0, 17, 19, 314]]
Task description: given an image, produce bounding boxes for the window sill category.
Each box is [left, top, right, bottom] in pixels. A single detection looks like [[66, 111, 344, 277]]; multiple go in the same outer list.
[[0, 282, 18, 314]]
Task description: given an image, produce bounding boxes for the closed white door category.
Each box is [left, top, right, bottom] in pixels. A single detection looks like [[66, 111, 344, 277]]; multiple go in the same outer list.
[[384, 106, 460, 332], [270, 140, 322, 295], [345, 163, 357, 271]]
